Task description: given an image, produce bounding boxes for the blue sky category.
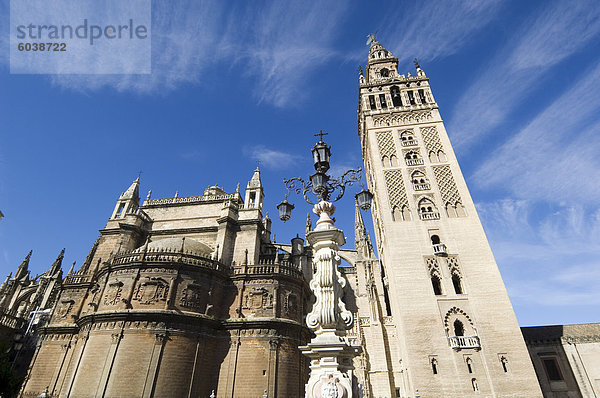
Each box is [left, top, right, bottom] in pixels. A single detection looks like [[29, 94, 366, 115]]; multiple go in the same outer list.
[[1, 0, 599, 327]]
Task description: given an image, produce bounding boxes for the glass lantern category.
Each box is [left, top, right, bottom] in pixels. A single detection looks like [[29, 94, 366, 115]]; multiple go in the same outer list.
[[276, 200, 294, 222], [355, 189, 373, 210], [311, 141, 331, 173], [310, 172, 329, 197]]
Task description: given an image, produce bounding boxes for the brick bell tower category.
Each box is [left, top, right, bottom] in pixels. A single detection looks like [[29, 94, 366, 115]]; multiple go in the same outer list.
[[356, 37, 542, 397]]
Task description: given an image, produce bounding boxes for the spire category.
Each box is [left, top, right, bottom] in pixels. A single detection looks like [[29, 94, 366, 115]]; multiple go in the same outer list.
[[49, 248, 65, 276], [0, 273, 11, 291], [305, 213, 312, 236], [120, 177, 140, 202], [14, 251, 32, 280], [247, 167, 262, 189], [79, 238, 99, 275], [367, 38, 394, 64], [245, 167, 264, 209], [355, 201, 374, 258], [67, 261, 75, 275]]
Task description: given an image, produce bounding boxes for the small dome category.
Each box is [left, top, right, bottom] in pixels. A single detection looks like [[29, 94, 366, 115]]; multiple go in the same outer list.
[[137, 237, 212, 256], [203, 185, 225, 196]]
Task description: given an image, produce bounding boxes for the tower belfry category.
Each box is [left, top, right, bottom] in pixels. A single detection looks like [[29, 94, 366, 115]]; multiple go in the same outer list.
[[357, 40, 542, 397]]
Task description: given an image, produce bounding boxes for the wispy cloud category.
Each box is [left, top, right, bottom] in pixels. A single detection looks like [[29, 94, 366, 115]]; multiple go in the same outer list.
[[473, 60, 600, 204], [477, 200, 600, 311], [449, 0, 600, 152], [227, 1, 349, 107], [243, 145, 300, 169], [370, 0, 504, 65], [2, 0, 348, 107]]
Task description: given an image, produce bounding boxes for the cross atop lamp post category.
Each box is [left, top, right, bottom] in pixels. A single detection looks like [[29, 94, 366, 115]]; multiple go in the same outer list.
[[277, 133, 372, 398]]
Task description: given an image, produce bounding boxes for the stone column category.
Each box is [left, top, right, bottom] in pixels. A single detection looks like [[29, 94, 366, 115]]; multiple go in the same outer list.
[[301, 201, 361, 398]]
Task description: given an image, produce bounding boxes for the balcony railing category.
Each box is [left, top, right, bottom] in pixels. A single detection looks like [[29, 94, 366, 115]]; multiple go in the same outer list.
[[432, 244, 447, 256], [401, 139, 418, 147], [406, 159, 424, 166], [413, 183, 430, 191], [449, 335, 480, 349], [419, 212, 440, 220]]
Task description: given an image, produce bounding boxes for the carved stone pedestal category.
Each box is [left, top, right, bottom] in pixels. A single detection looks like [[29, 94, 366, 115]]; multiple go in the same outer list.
[[301, 335, 361, 398], [301, 201, 361, 398]]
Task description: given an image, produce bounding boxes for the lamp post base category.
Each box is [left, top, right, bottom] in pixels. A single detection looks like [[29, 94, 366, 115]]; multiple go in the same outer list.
[[300, 334, 361, 398]]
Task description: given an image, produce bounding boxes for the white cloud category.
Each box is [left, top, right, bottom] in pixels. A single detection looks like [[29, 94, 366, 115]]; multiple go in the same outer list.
[[449, 0, 600, 152], [243, 145, 300, 169], [477, 200, 600, 309], [473, 61, 600, 203], [376, 0, 504, 65], [5, 0, 349, 107]]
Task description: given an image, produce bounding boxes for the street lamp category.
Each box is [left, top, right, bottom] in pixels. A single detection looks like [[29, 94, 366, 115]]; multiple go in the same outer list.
[[277, 131, 371, 219], [355, 188, 373, 210], [278, 131, 372, 398]]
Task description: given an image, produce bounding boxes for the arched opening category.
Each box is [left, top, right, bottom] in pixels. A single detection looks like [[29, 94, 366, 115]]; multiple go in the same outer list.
[[405, 151, 417, 160], [418, 198, 438, 220], [456, 202, 466, 217], [438, 150, 447, 162], [431, 358, 438, 374], [390, 86, 402, 107], [390, 154, 398, 167], [430, 235, 441, 245], [472, 378, 479, 392], [431, 275, 442, 295], [381, 155, 389, 167], [402, 206, 411, 221], [466, 358, 473, 373], [454, 319, 464, 337], [446, 202, 457, 218], [391, 206, 399, 222], [380, 68, 389, 78], [452, 273, 463, 294], [429, 151, 438, 163], [500, 356, 508, 373]]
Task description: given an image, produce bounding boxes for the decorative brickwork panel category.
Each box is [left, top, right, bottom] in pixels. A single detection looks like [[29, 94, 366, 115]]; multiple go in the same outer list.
[[372, 110, 432, 127], [432, 165, 462, 205], [384, 170, 408, 209], [425, 256, 441, 278], [447, 256, 461, 276], [376, 131, 396, 158], [420, 126, 443, 153]]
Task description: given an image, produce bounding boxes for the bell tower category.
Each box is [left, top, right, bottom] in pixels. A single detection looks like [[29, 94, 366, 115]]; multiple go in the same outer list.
[[357, 38, 542, 397]]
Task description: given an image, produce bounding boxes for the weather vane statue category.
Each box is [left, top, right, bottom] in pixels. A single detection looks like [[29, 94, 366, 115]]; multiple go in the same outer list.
[[277, 132, 373, 398]]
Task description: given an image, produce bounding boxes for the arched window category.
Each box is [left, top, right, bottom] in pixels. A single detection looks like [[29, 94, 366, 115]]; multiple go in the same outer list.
[[466, 357, 473, 373], [402, 206, 411, 221], [500, 356, 508, 373], [380, 68, 390, 78], [454, 319, 464, 337], [390, 154, 398, 167], [429, 151, 438, 163], [472, 378, 479, 392], [400, 131, 415, 143], [411, 170, 429, 190], [438, 150, 447, 162], [418, 198, 439, 220], [405, 151, 418, 160], [381, 155, 389, 167], [431, 235, 441, 245], [391, 206, 400, 221], [431, 358, 438, 374], [390, 86, 402, 107], [452, 273, 463, 294], [431, 275, 442, 295]]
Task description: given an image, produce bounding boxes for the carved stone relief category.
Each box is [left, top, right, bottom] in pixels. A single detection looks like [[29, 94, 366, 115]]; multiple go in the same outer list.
[[132, 277, 169, 305], [103, 280, 123, 306]]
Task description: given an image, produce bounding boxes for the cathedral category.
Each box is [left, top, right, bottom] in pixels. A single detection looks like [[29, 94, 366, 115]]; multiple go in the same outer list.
[[1, 39, 599, 398]]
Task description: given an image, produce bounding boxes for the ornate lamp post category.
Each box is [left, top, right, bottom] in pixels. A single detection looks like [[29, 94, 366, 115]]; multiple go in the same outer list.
[[277, 131, 372, 398]]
